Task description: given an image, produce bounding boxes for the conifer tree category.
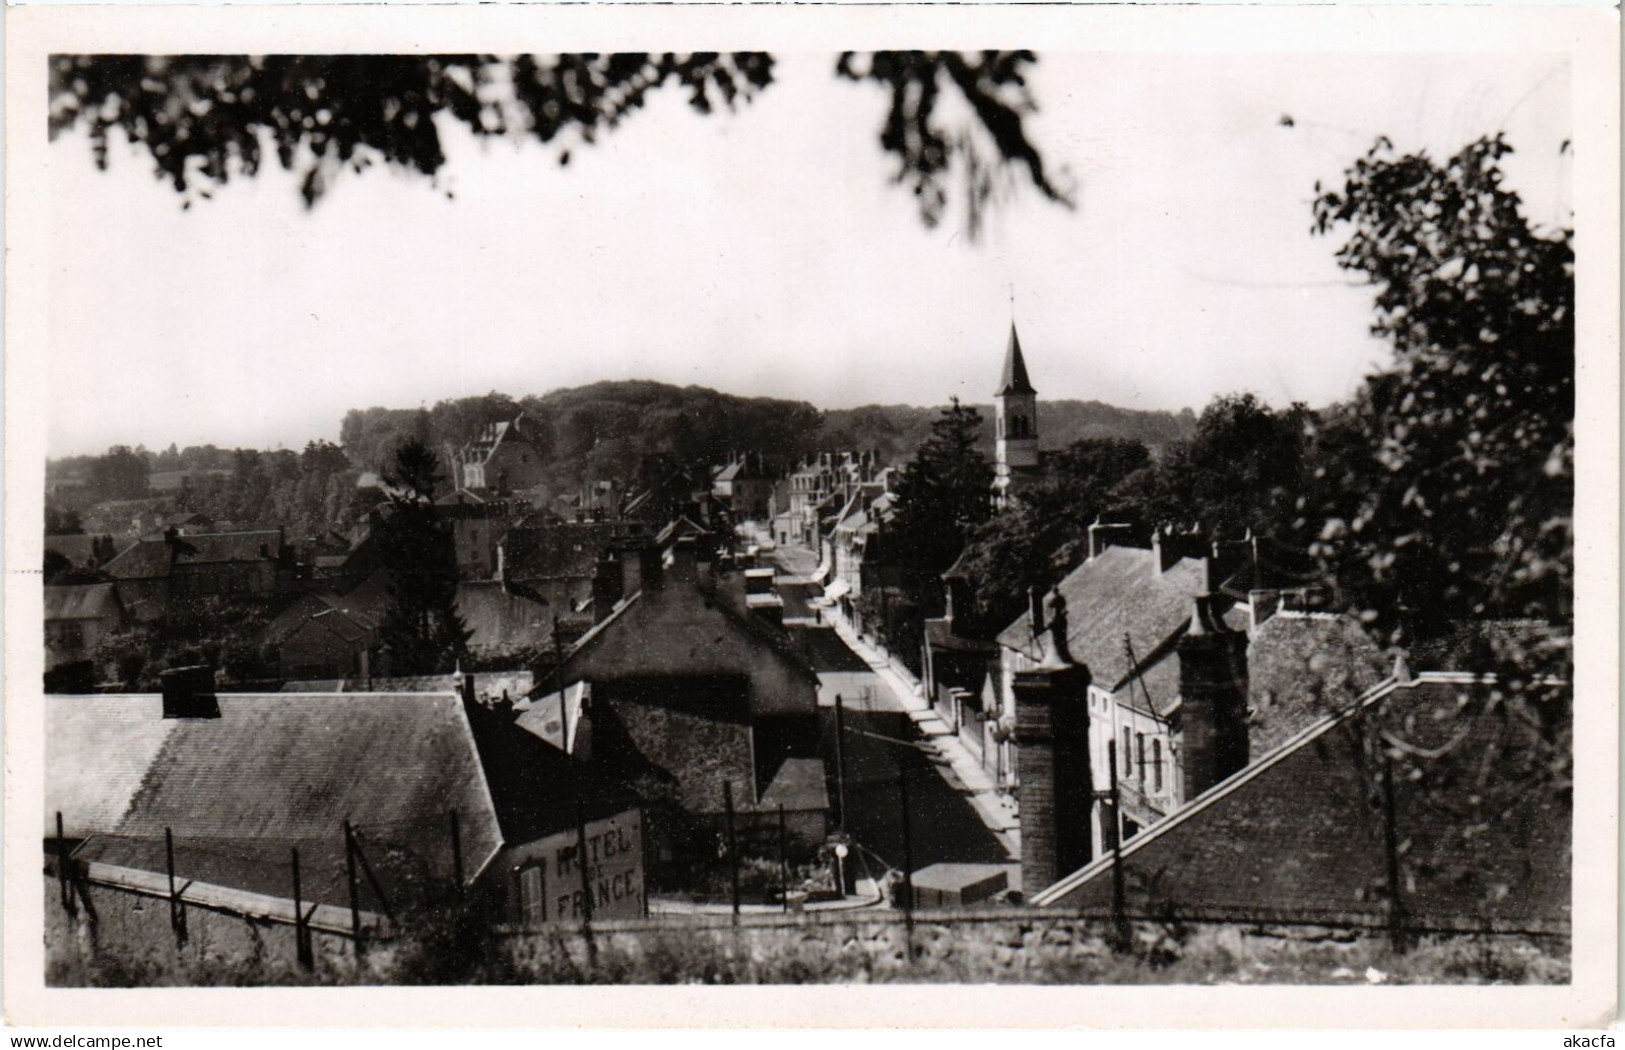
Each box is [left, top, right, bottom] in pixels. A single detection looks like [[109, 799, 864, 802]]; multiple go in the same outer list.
[[376, 437, 470, 675]]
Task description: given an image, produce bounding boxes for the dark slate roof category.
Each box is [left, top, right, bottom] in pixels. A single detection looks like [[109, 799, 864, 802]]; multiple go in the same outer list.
[[1034, 674, 1573, 931], [44, 583, 122, 622], [998, 545, 1212, 692], [1112, 604, 1249, 718], [994, 322, 1036, 397], [550, 574, 821, 713], [46, 692, 506, 907], [461, 695, 640, 843], [46, 534, 111, 565], [103, 539, 173, 581], [457, 581, 553, 653], [757, 757, 831, 812], [1408, 619, 1570, 676], [261, 591, 381, 647], [503, 523, 637, 581], [338, 570, 394, 626], [925, 619, 1000, 656], [170, 530, 283, 565]]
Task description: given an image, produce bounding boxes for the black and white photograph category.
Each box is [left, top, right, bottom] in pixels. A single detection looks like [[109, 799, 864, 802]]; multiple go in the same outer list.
[[4, 1, 1617, 1028]]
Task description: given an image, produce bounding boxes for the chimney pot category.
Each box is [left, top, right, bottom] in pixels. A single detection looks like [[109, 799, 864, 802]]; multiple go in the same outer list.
[[1029, 584, 1047, 634], [160, 665, 220, 719], [1176, 595, 1249, 798]]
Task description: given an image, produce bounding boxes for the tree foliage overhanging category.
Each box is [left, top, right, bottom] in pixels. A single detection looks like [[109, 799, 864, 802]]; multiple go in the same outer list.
[[1305, 134, 1573, 661], [49, 51, 1072, 234]]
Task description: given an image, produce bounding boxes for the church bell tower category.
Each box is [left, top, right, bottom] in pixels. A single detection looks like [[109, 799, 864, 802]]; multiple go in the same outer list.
[[993, 322, 1039, 502]]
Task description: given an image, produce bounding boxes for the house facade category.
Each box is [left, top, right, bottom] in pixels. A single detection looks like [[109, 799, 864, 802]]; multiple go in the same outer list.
[[530, 537, 829, 862], [44, 583, 125, 673], [454, 414, 548, 496]]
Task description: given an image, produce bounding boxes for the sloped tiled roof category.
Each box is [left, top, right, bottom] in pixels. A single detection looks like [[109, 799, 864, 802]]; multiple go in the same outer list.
[[45, 534, 112, 566], [44, 582, 122, 622], [758, 757, 830, 812], [46, 692, 508, 906], [1111, 604, 1250, 718], [1034, 674, 1572, 931], [1244, 612, 1387, 753], [103, 539, 173, 581], [261, 591, 381, 647], [999, 545, 1212, 692], [457, 581, 553, 653], [1408, 619, 1570, 675], [503, 523, 637, 581], [170, 530, 283, 565]]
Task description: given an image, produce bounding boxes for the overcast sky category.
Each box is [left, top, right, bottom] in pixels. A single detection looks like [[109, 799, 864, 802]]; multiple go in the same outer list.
[[47, 50, 1571, 457]]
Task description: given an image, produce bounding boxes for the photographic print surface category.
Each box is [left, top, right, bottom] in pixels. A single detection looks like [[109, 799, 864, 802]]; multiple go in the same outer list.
[[7, 2, 1617, 1027]]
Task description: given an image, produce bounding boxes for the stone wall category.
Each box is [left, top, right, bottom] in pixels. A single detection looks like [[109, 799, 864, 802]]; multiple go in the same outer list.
[[45, 879, 393, 987]]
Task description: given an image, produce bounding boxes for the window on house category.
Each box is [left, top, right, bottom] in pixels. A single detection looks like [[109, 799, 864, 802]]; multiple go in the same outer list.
[[1152, 738, 1163, 793], [1136, 732, 1147, 785], [517, 863, 545, 926], [1121, 726, 1132, 777]]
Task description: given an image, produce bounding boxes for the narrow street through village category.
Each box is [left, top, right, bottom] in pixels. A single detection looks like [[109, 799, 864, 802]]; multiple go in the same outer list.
[[761, 538, 1021, 895]]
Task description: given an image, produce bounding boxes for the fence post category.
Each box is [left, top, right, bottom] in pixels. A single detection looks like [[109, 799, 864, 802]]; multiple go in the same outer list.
[[723, 780, 741, 921], [1381, 749, 1409, 955], [833, 694, 849, 832], [291, 846, 313, 971], [898, 771, 915, 963], [574, 796, 595, 927], [55, 811, 76, 917], [778, 803, 790, 914], [449, 810, 465, 894], [165, 826, 186, 946], [1108, 739, 1130, 953], [343, 819, 364, 960]]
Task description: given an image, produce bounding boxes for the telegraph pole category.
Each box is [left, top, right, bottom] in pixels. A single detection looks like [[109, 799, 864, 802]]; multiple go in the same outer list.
[[1108, 740, 1130, 953], [833, 693, 849, 831]]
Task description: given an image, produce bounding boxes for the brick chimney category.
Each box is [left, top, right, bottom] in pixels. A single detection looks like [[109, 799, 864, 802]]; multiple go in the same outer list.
[[160, 665, 220, 719], [1152, 523, 1210, 575], [1014, 610, 1092, 895], [592, 551, 624, 622], [1176, 595, 1250, 799], [1207, 532, 1255, 592], [668, 536, 700, 585]]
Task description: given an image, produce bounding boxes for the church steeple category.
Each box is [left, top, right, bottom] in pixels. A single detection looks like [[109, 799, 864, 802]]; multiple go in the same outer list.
[[996, 323, 1037, 397], [993, 321, 1040, 503]]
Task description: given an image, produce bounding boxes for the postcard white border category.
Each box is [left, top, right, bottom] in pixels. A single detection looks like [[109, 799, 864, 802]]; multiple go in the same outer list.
[[4, 2, 1618, 1028]]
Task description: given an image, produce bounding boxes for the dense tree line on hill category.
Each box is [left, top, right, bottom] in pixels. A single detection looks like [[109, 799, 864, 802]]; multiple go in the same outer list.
[[48, 384, 1193, 545]]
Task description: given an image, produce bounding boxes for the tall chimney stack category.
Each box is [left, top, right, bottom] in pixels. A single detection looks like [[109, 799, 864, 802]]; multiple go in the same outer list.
[[1176, 595, 1250, 799], [1013, 630, 1092, 896]]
